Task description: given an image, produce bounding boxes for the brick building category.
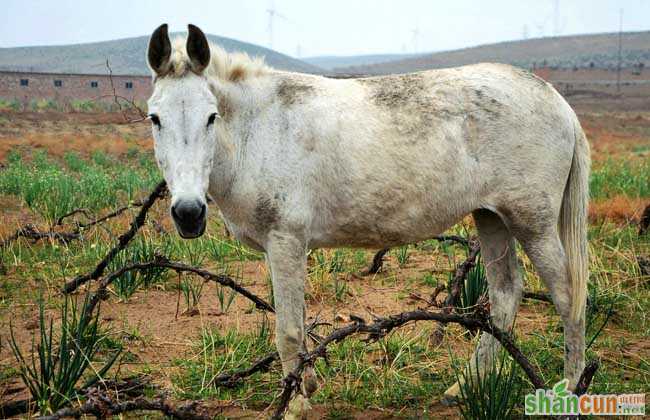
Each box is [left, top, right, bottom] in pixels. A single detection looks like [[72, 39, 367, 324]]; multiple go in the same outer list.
[[0, 71, 152, 105]]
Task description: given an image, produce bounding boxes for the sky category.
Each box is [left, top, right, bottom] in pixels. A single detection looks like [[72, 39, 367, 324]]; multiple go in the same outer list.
[[1, 0, 649, 57]]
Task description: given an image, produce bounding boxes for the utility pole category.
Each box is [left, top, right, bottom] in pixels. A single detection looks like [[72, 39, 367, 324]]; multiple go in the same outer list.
[[266, 0, 288, 49], [553, 0, 560, 36], [411, 26, 420, 53], [616, 8, 623, 93]]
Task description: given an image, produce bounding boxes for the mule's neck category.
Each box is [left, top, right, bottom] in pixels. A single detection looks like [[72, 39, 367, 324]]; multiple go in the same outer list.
[[207, 76, 274, 201]]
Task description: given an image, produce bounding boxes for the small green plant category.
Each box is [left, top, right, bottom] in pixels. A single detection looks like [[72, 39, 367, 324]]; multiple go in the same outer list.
[[333, 275, 347, 302], [109, 236, 168, 300], [395, 245, 410, 267], [9, 294, 121, 413], [216, 284, 237, 314], [180, 276, 206, 312], [454, 349, 524, 420], [456, 254, 488, 314]]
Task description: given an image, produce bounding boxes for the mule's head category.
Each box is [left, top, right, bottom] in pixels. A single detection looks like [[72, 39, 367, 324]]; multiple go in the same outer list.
[[147, 24, 218, 239]]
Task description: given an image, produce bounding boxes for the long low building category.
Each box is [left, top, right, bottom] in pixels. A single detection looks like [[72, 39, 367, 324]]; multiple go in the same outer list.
[[0, 71, 152, 105]]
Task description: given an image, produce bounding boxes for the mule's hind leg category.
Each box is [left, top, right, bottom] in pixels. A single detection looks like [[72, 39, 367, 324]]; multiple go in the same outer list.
[[443, 209, 523, 402], [519, 230, 585, 389]]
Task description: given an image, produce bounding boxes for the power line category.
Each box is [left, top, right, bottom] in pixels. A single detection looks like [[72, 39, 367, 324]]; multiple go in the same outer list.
[[617, 8, 623, 93]]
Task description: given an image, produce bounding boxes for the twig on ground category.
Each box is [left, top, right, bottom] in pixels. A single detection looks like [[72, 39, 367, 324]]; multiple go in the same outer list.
[[574, 359, 600, 396], [361, 248, 389, 275], [62, 180, 167, 294], [270, 306, 598, 419], [638, 203, 650, 236], [56, 200, 146, 231], [362, 235, 471, 276], [522, 291, 553, 303], [1, 224, 81, 249], [210, 352, 279, 388], [36, 387, 210, 420], [83, 254, 274, 319]]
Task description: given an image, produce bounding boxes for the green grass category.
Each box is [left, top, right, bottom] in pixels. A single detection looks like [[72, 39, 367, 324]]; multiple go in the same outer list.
[[590, 158, 650, 199], [172, 318, 277, 406], [9, 293, 121, 414], [453, 349, 526, 420], [0, 150, 159, 223]]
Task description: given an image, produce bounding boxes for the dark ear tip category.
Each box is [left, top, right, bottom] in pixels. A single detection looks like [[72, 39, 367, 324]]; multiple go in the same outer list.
[[155, 23, 169, 34]]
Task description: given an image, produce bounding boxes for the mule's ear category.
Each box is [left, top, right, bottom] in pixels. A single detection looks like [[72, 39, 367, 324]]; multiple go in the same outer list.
[[187, 24, 210, 73], [148, 23, 172, 75]]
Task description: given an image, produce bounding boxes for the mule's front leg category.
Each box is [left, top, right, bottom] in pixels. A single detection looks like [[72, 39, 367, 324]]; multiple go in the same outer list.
[[266, 231, 317, 417]]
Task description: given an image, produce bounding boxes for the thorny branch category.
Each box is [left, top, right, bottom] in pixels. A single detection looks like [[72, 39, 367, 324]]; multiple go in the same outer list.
[[271, 307, 598, 419], [62, 180, 168, 294], [36, 387, 210, 420], [83, 254, 275, 319]]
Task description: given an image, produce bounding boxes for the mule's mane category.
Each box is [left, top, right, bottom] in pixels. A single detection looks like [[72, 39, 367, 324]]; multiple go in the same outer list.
[[166, 37, 270, 82]]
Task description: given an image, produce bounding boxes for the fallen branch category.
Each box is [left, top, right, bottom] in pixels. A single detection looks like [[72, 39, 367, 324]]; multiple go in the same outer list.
[[0, 399, 31, 419], [63, 180, 167, 294], [83, 254, 274, 318], [639, 203, 650, 236], [1, 224, 81, 249], [210, 352, 279, 388], [271, 307, 598, 419], [37, 388, 209, 420], [574, 359, 600, 396], [362, 235, 471, 276], [522, 291, 553, 304], [56, 200, 146, 231], [361, 248, 389, 275]]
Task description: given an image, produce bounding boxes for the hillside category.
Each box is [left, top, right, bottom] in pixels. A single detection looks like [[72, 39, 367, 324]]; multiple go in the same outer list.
[[0, 33, 321, 75], [336, 31, 650, 75], [302, 53, 417, 71]]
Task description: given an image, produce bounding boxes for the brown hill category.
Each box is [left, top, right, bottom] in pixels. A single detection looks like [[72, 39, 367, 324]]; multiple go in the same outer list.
[[337, 31, 650, 75]]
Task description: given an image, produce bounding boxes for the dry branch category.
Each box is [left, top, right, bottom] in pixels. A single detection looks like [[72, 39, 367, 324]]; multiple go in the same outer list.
[[210, 352, 279, 388], [56, 199, 146, 231], [362, 248, 389, 275], [83, 254, 274, 317], [62, 180, 167, 294], [103, 60, 149, 123], [639, 202, 650, 236], [362, 235, 471, 276], [37, 388, 210, 420], [271, 306, 598, 419], [1, 224, 81, 249]]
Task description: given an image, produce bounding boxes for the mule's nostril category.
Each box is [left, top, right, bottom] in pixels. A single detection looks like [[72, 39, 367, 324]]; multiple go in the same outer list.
[[172, 200, 206, 224]]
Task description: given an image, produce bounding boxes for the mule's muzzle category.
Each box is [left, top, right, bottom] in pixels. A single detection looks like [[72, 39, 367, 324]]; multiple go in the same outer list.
[[171, 199, 207, 239]]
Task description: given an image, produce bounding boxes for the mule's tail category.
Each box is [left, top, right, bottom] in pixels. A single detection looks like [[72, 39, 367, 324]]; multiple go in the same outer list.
[[560, 118, 590, 321]]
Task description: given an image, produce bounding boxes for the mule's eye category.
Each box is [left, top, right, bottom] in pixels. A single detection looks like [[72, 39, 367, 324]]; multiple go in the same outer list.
[[149, 114, 161, 127], [207, 113, 218, 127]]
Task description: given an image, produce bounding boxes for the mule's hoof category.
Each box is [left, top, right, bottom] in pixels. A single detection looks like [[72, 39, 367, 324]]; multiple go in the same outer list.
[[302, 367, 318, 397], [442, 381, 461, 406], [441, 394, 460, 407], [285, 394, 311, 420]]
